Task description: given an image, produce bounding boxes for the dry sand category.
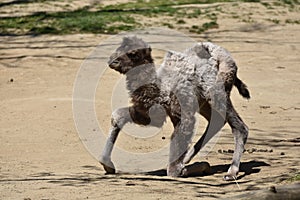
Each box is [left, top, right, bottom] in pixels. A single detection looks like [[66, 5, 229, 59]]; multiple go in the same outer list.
[[0, 1, 299, 199]]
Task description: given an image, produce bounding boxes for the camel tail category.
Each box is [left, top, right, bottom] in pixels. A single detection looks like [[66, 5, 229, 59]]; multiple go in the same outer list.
[[234, 77, 250, 99]]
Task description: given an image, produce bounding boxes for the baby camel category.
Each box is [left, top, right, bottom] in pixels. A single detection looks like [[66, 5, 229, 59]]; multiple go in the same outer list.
[[100, 36, 250, 181]]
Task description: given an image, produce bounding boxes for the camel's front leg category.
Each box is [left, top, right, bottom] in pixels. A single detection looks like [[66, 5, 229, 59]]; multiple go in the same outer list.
[[167, 114, 196, 177], [100, 107, 131, 174]]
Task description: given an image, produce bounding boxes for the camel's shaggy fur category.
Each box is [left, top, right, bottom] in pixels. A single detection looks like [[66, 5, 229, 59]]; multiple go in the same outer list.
[[100, 36, 250, 181]]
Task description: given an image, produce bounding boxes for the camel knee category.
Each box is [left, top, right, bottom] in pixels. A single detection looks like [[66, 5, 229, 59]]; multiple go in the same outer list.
[[232, 121, 248, 145], [111, 107, 131, 128]]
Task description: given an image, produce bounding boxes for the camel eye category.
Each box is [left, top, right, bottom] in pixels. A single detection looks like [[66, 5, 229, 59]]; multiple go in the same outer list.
[[127, 51, 139, 59]]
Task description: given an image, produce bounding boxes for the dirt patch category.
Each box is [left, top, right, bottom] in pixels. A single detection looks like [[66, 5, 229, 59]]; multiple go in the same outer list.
[[0, 1, 299, 199]]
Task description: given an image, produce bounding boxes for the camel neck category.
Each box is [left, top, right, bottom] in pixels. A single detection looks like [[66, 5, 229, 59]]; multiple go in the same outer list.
[[125, 63, 158, 94]]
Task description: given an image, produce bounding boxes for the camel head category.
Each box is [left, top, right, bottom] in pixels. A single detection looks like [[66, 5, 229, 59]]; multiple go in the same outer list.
[[108, 36, 153, 74]]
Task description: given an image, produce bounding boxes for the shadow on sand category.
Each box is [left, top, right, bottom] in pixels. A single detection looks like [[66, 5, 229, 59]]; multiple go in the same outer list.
[[145, 160, 270, 180], [0, 160, 270, 189]]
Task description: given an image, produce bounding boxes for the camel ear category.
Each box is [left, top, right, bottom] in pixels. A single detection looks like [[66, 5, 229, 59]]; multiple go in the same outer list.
[[165, 51, 174, 58], [144, 47, 152, 55], [122, 36, 131, 44]]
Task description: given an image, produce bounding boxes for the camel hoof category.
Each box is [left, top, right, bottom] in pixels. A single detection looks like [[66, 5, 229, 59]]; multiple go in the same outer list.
[[100, 158, 116, 174], [167, 162, 184, 177], [223, 174, 236, 181], [102, 163, 116, 174]]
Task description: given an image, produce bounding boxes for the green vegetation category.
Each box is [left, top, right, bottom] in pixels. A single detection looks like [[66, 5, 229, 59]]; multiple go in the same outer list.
[[261, 2, 274, 9], [189, 20, 219, 33], [286, 19, 300, 24], [0, 0, 56, 7], [280, 0, 299, 5], [162, 22, 174, 28], [101, 0, 258, 11], [176, 19, 186, 24], [0, 0, 223, 35], [0, 0, 299, 35], [187, 9, 202, 18], [0, 9, 137, 34], [271, 0, 299, 7], [267, 18, 280, 24], [287, 173, 300, 182]]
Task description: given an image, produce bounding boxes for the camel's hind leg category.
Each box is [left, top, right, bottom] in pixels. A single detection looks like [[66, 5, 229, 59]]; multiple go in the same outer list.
[[224, 99, 248, 181], [183, 103, 226, 164], [183, 80, 228, 166]]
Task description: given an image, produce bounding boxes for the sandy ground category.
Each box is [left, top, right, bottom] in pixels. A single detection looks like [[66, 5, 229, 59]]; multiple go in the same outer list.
[[1, 1, 300, 200]]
